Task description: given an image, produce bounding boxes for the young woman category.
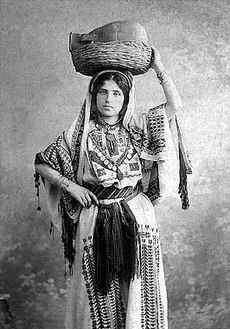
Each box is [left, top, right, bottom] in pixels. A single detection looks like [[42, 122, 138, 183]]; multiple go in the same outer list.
[[35, 48, 191, 329]]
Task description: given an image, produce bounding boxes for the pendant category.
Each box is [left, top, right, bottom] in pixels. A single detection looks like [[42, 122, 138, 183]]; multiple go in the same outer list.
[[106, 133, 116, 141], [106, 133, 119, 156], [117, 169, 124, 180]]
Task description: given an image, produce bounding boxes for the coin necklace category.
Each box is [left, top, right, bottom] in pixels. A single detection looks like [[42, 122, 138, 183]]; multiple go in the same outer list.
[[89, 128, 135, 181]]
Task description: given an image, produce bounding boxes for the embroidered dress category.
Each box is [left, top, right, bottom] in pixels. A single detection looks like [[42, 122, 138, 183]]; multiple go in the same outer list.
[[65, 119, 168, 329], [35, 69, 192, 329]]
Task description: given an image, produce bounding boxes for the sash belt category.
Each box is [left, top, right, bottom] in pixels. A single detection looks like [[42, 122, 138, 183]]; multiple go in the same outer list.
[[83, 181, 142, 295], [83, 180, 142, 201]]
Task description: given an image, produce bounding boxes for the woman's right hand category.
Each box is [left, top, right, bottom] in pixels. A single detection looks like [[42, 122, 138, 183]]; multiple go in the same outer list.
[[67, 181, 99, 208], [35, 163, 99, 208], [150, 46, 165, 73]]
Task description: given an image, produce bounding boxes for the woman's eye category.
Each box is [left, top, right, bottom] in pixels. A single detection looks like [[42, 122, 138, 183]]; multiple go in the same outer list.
[[114, 91, 121, 96], [99, 90, 107, 95]]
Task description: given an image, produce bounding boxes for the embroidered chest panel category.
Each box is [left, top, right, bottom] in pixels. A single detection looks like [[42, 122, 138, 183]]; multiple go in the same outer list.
[[87, 123, 142, 183]]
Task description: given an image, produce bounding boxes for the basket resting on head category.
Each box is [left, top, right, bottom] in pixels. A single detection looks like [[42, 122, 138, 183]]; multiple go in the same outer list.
[[69, 21, 152, 76]]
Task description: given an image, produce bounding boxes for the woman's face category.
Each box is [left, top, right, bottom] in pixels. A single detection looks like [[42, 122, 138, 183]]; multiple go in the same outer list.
[[96, 79, 125, 123]]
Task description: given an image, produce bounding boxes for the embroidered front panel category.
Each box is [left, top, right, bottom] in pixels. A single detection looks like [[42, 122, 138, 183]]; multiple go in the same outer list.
[[90, 129, 104, 151], [139, 225, 166, 329], [87, 121, 142, 183], [82, 236, 126, 329]]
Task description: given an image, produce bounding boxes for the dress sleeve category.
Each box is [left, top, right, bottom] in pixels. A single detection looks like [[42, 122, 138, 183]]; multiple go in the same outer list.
[[128, 103, 168, 162], [129, 103, 191, 209]]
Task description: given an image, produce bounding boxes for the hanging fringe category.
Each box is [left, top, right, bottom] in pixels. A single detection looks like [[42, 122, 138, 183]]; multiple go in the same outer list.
[[34, 171, 76, 275], [145, 161, 160, 202], [178, 145, 190, 210], [34, 172, 41, 212], [93, 200, 139, 295], [60, 198, 76, 276], [121, 200, 141, 279], [175, 115, 192, 210]]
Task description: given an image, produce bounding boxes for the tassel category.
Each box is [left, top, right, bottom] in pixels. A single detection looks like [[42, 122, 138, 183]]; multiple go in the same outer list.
[[34, 172, 41, 212], [93, 201, 139, 295]]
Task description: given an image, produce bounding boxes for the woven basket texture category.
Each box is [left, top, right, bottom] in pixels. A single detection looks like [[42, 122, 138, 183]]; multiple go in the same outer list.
[[71, 41, 152, 76], [69, 21, 151, 76]]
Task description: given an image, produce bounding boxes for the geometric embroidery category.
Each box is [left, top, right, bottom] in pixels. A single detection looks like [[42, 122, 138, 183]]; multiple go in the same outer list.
[[147, 106, 166, 156], [128, 103, 167, 158], [139, 225, 166, 329], [82, 236, 126, 329], [129, 162, 140, 171], [96, 168, 106, 177]]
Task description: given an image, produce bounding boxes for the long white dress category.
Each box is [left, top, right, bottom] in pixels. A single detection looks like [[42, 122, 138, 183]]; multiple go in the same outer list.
[[65, 120, 168, 329]]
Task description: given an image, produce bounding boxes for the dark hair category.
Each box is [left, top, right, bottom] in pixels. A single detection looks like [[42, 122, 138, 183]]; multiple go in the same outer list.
[[90, 72, 131, 121]]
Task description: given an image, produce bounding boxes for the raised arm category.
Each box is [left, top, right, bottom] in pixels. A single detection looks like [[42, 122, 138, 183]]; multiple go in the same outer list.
[[150, 47, 182, 120], [35, 163, 98, 208]]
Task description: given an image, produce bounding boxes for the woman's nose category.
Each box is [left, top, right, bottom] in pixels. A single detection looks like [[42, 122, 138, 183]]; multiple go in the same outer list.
[[105, 93, 112, 103]]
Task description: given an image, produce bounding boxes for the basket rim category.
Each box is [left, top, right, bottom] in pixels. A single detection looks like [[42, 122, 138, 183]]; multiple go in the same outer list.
[[70, 40, 151, 53]]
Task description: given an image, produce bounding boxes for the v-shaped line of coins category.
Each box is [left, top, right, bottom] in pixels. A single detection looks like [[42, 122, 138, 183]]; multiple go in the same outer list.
[[89, 131, 136, 176]]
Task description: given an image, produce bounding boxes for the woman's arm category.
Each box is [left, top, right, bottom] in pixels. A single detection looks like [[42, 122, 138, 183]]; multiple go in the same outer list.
[[150, 47, 182, 120], [35, 164, 98, 208]]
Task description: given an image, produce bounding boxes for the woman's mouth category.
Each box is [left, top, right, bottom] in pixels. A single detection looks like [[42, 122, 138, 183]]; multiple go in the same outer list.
[[103, 105, 113, 109]]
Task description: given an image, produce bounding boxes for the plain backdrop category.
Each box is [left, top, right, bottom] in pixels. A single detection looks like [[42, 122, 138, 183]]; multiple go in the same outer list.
[[1, 0, 230, 328]]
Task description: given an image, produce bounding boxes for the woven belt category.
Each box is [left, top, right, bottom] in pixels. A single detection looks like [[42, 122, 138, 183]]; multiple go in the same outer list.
[[83, 180, 142, 202], [98, 198, 123, 204]]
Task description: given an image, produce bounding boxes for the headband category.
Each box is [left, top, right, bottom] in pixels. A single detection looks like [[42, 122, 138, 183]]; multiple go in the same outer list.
[[89, 69, 133, 93]]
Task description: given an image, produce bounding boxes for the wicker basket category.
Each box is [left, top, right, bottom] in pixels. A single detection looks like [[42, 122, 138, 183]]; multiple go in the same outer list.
[[69, 21, 152, 76]]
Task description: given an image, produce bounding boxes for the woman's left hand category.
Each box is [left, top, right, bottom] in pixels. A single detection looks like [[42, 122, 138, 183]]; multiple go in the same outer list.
[[150, 46, 164, 73]]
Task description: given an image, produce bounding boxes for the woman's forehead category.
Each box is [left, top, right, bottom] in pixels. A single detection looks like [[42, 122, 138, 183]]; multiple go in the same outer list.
[[100, 79, 122, 90]]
